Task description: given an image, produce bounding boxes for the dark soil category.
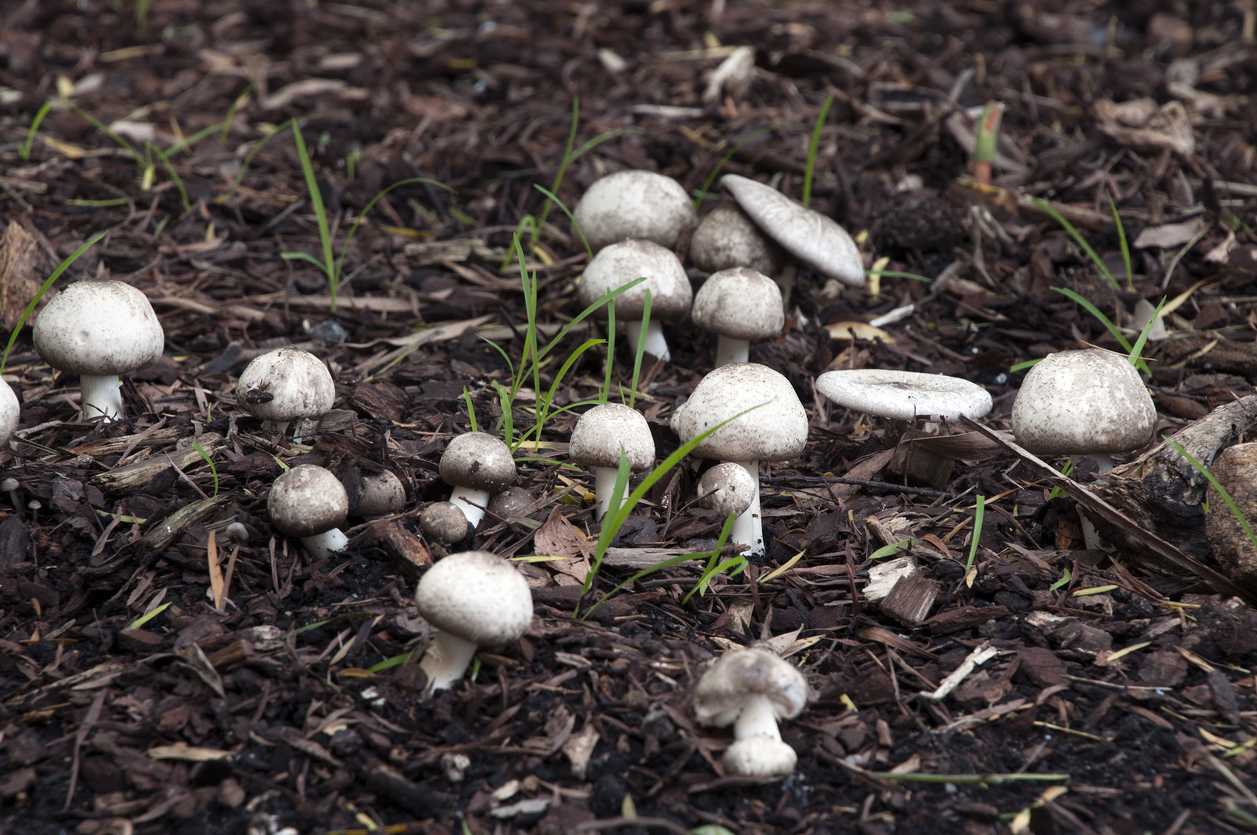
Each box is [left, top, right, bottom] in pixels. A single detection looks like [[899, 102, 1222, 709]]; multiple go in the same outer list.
[[1, 1, 1257, 834]]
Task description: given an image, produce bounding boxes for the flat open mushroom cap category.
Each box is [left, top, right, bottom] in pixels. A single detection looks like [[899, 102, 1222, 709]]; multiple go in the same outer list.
[[573, 170, 697, 253], [721, 174, 865, 288], [570, 403, 655, 471], [693, 646, 808, 728], [578, 239, 693, 322], [1011, 349, 1156, 456], [690, 201, 784, 276], [268, 465, 349, 538], [691, 267, 784, 341], [33, 280, 164, 376], [816, 369, 993, 421], [414, 550, 534, 646], [236, 348, 336, 423], [671, 363, 808, 462]]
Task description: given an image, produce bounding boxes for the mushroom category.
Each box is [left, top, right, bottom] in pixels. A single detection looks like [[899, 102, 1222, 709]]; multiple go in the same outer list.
[[236, 348, 336, 435], [720, 173, 865, 302], [815, 369, 993, 423], [691, 267, 784, 366], [671, 363, 809, 556], [268, 464, 350, 560], [439, 432, 517, 530], [569, 403, 656, 521], [349, 469, 406, 520], [420, 501, 470, 545], [32, 279, 165, 420], [413, 550, 534, 693], [572, 170, 697, 253], [579, 239, 693, 362], [488, 486, 534, 521], [693, 646, 808, 778], [0, 378, 18, 447], [689, 201, 783, 277], [696, 462, 758, 518]]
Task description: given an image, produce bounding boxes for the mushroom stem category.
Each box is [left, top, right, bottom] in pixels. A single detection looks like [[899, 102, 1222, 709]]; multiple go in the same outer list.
[[733, 693, 782, 741], [728, 461, 763, 556], [420, 629, 480, 693], [593, 466, 629, 522], [300, 528, 348, 561], [79, 375, 124, 420], [449, 486, 489, 529], [714, 335, 751, 367], [625, 319, 670, 362]]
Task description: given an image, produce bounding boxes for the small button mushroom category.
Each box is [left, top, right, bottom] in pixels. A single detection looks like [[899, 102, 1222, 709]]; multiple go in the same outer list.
[[487, 486, 534, 521], [268, 464, 350, 560], [439, 432, 516, 530], [349, 469, 406, 520], [420, 501, 469, 545], [671, 363, 809, 556], [573, 170, 697, 253], [569, 403, 655, 521], [579, 239, 692, 362], [413, 550, 534, 693], [693, 646, 808, 778], [236, 348, 335, 435], [32, 279, 165, 420], [691, 267, 784, 367], [696, 462, 758, 518], [0, 378, 18, 446], [689, 201, 783, 277]]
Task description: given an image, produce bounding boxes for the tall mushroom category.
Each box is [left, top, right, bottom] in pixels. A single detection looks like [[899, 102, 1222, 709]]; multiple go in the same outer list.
[[691, 267, 784, 367], [268, 464, 350, 560], [569, 403, 655, 521], [579, 239, 693, 362], [413, 550, 534, 693], [32, 279, 165, 420], [573, 170, 697, 253], [236, 348, 336, 435], [439, 432, 517, 530], [671, 363, 809, 556]]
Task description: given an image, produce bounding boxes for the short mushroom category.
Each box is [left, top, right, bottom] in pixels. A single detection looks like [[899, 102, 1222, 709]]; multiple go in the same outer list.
[[689, 201, 783, 277], [488, 486, 534, 521], [693, 646, 808, 778], [721, 173, 865, 292], [815, 369, 993, 423], [573, 170, 697, 253], [439, 432, 517, 530], [32, 279, 165, 420], [236, 348, 336, 435], [579, 239, 693, 362], [569, 403, 655, 521], [268, 464, 350, 560], [691, 267, 784, 366], [671, 363, 809, 556], [696, 462, 758, 518], [349, 469, 406, 520], [420, 501, 470, 545], [0, 378, 18, 447], [413, 550, 534, 692]]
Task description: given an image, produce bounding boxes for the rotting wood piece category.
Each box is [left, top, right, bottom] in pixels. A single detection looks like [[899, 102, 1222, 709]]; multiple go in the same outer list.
[[925, 605, 1011, 635], [92, 433, 224, 491], [0, 221, 43, 331], [879, 572, 939, 626], [375, 516, 432, 579]]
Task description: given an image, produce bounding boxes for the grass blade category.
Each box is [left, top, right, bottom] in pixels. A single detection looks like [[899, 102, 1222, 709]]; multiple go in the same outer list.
[[1029, 195, 1120, 292], [289, 119, 336, 309], [802, 93, 834, 208], [1107, 191, 1132, 291]]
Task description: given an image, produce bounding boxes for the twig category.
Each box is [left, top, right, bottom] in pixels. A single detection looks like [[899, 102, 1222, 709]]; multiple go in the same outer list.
[[761, 475, 944, 497]]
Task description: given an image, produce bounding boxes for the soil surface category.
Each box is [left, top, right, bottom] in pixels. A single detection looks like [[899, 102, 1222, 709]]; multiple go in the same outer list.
[[2, 1, 1257, 834]]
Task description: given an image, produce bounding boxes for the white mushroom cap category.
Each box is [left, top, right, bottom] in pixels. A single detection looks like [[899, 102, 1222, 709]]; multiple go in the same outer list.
[[440, 433, 517, 494], [420, 501, 470, 544], [350, 470, 406, 519], [696, 462, 758, 517], [0, 379, 18, 447], [691, 267, 784, 341], [573, 170, 697, 253], [1011, 349, 1156, 457], [721, 174, 865, 288], [236, 348, 335, 425], [671, 363, 808, 463], [268, 465, 349, 538], [690, 201, 784, 276], [694, 646, 808, 727], [815, 369, 993, 421], [570, 404, 655, 471], [578, 239, 693, 323], [723, 735, 798, 778], [33, 279, 164, 377]]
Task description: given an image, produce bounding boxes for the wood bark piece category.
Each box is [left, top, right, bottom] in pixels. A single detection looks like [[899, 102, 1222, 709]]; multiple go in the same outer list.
[[93, 433, 224, 491], [879, 572, 939, 626], [925, 605, 1010, 635], [886, 427, 955, 490], [0, 221, 43, 332], [375, 517, 432, 580], [1204, 442, 1257, 594]]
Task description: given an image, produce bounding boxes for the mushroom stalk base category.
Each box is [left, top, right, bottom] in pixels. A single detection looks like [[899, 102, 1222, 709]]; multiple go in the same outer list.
[[734, 693, 782, 741], [593, 466, 630, 522], [728, 461, 763, 557], [420, 630, 479, 693], [715, 336, 750, 367], [300, 528, 348, 561], [449, 487, 489, 529], [625, 319, 670, 362], [80, 375, 124, 421]]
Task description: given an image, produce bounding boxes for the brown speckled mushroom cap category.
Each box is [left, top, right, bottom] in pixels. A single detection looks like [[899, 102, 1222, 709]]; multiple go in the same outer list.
[[268, 465, 349, 538], [0, 379, 18, 447], [573, 170, 697, 253], [439, 432, 517, 493], [33, 280, 164, 376], [578, 239, 693, 322], [691, 267, 784, 342], [236, 348, 336, 424], [690, 201, 784, 276], [693, 647, 808, 728], [569, 403, 655, 471], [671, 363, 808, 462], [414, 550, 534, 646]]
